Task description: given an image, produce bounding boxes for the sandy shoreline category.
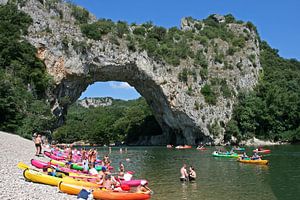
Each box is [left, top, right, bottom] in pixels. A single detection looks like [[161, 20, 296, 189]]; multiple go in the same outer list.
[[0, 131, 76, 200]]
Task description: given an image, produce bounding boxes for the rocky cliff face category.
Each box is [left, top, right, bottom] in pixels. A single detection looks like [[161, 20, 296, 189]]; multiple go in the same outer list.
[[77, 97, 113, 108], [4, 0, 261, 145]]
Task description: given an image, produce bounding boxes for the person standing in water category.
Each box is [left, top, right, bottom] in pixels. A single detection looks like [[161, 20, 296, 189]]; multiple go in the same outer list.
[[180, 164, 188, 181], [188, 166, 196, 181]]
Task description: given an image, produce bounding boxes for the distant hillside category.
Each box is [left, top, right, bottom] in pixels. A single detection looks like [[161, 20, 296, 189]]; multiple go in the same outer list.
[[77, 97, 113, 108]]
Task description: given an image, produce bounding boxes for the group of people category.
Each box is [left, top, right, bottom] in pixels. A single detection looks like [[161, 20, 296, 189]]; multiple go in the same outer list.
[[240, 152, 262, 160], [44, 145, 152, 194], [180, 164, 196, 182]]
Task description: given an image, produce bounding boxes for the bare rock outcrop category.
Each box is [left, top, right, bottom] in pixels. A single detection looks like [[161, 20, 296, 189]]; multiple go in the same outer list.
[[5, 0, 262, 145]]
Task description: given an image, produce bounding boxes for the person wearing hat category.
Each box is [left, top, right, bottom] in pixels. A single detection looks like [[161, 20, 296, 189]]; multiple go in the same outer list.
[[137, 180, 152, 195]]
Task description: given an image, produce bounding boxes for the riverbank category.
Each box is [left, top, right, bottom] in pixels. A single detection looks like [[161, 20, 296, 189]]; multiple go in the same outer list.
[[0, 131, 76, 200]]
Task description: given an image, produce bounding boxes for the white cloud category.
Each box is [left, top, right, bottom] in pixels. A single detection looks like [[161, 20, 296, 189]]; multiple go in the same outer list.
[[109, 82, 134, 89]]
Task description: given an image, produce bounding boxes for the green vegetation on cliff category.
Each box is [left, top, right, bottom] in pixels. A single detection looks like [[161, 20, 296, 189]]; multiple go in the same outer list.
[[225, 42, 300, 143], [0, 3, 54, 139], [53, 97, 162, 145]]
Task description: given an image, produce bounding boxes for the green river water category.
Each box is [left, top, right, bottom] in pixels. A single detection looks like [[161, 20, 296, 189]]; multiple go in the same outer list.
[[97, 145, 300, 200]]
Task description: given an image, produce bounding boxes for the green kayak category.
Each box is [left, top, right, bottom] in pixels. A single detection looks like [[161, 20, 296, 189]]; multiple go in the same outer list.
[[71, 164, 105, 171], [212, 151, 239, 158]]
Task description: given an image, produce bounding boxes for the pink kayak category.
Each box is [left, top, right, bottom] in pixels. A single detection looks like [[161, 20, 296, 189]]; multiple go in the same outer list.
[[120, 179, 148, 187], [31, 159, 50, 169], [31, 159, 85, 174], [44, 151, 66, 161], [73, 177, 147, 187]]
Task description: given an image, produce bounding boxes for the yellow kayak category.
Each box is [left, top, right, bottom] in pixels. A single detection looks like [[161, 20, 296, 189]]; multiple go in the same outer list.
[[23, 168, 100, 187], [50, 159, 66, 167], [23, 169, 62, 186], [237, 158, 269, 165]]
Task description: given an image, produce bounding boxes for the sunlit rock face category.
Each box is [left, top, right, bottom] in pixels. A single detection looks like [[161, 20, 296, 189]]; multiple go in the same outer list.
[[8, 0, 261, 145]]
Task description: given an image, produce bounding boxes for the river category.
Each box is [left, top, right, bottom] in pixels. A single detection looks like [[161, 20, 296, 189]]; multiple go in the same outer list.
[[96, 145, 300, 200]]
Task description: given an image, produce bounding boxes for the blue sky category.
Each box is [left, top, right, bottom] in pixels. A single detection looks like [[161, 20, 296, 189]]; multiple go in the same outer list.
[[77, 0, 300, 100]]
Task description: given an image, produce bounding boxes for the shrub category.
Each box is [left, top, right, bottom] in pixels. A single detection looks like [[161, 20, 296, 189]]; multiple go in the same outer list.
[[232, 37, 246, 48], [115, 21, 129, 38], [194, 50, 208, 68], [148, 26, 167, 41], [178, 68, 189, 83], [201, 84, 217, 105], [133, 27, 146, 36], [200, 68, 208, 80], [81, 19, 115, 40], [227, 47, 236, 55], [220, 81, 232, 98], [224, 14, 236, 23], [71, 5, 90, 24]]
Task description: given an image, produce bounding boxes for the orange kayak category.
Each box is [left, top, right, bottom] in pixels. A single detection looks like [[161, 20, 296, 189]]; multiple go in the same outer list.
[[58, 181, 151, 200]]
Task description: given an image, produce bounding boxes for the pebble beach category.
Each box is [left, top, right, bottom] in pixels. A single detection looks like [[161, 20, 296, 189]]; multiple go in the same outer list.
[[0, 131, 76, 200]]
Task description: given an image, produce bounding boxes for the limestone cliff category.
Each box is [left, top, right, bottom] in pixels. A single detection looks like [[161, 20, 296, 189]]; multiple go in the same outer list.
[[4, 0, 261, 145], [77, 97, 113, 108]]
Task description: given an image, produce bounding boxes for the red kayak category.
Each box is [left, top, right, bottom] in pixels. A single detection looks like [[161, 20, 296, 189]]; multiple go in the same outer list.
[[44, 151, 66, 161], [253, 149, 271, 154]]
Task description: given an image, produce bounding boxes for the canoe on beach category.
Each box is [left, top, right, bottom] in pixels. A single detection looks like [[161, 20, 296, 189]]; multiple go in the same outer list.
[[58, 181, 151, 200]]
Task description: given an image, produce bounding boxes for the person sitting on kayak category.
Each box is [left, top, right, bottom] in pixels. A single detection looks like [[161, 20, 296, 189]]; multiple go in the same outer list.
[[188, 166, 196, 181], [251, 152, 261, 160], [241, 152, 248, 160], [137, 180, 152, 195], [88, 163, 98, 176], [103, 174, 117, 190], [180, 164, 188, 181]]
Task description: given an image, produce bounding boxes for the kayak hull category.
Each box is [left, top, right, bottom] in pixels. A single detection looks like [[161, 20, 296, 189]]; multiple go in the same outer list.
[[58, 181, 151, 200], [31, 159, 49, 169], [23, 168, 99, 187], [238, 159, 269, 165], [23, 169, 61, 186], [44, 151, 65, 161], [212, 152, 239, 158]]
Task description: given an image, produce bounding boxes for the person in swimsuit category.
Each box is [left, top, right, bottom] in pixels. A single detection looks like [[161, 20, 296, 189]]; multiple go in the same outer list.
[[180, 164, 188, 181], [34, 134, 42, 156], [188, 166, 196, 181], [136, 180, 152, 195]]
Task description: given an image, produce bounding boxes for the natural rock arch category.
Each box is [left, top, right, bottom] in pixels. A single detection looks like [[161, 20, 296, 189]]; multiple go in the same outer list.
[[17, 0, 261, 145]]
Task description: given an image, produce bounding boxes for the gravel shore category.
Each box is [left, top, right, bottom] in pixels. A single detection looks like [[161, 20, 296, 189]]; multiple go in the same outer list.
[[0, 131, 77, 200]]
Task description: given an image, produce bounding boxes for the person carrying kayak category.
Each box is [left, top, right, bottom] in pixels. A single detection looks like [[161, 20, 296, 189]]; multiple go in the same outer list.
[[180, 164, 188, 181]]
